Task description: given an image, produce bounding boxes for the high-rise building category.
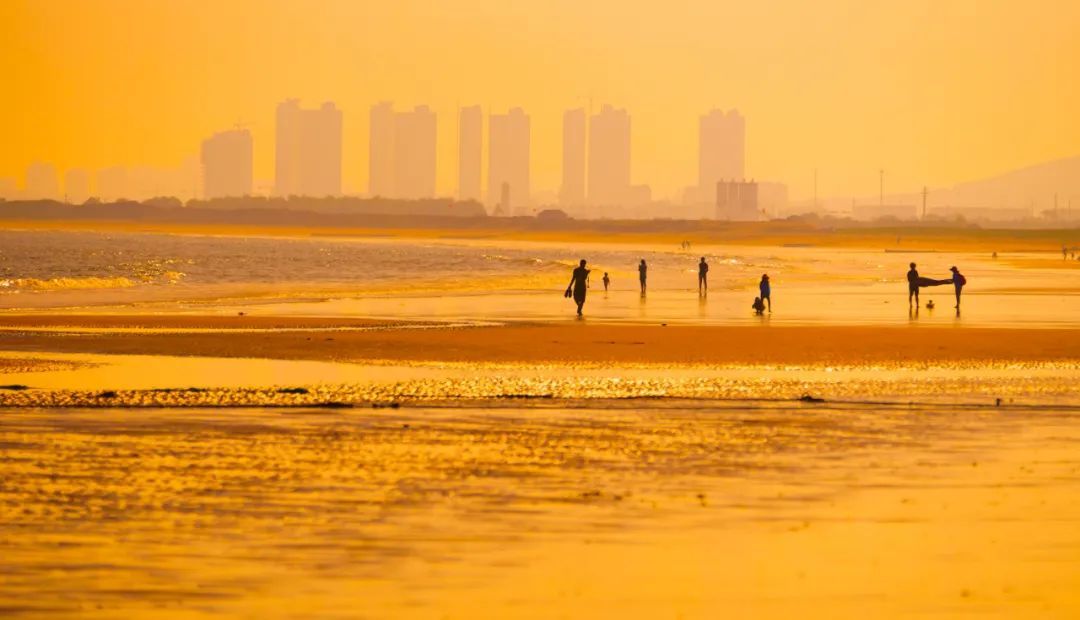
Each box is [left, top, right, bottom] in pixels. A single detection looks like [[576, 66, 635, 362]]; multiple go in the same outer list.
[[201, 129, 253, 199], [275, 99, 343, 197], [488, 107, 530, 215], [457, 105, 482, 202], [96, 167, 128, 201], [25, 162, 59, 200], [560, 108, 587, 206], [64, 168, 90, 204], [699, 109, 745, 199], [588, 105, 631, 206], [369, 102, 395, 197], [392, 105, 437, 199]]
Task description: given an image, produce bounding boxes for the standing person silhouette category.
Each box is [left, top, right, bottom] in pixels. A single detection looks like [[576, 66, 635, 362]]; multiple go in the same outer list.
[[638, 259, 648, 294], [950, 266, 966, 309], [698, 257, 709, 294], [759, 274, 771, 312], [602, 272, 610, 292], [907, 262, 920, 306], [566, 259, 591, 316]]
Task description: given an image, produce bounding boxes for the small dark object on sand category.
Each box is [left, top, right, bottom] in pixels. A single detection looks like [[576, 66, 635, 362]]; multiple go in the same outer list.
[[799, 394, 825, 403], [277, 387, 310, 395], [99, 391, 118, 399], [238, 312, 246, 316], [0, 384, 30, 391]]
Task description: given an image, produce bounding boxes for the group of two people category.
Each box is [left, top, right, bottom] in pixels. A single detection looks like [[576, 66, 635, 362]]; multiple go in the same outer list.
[[566, 258, 773, 317], [907, 262, 967, 309]]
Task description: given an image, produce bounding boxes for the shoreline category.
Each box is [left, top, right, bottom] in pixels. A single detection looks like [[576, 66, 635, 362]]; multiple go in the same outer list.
[[2, 217, 1078, 252]]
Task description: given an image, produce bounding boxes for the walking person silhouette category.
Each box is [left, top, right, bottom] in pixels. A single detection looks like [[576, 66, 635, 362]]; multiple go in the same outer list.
[[566, 260, 591, 316]]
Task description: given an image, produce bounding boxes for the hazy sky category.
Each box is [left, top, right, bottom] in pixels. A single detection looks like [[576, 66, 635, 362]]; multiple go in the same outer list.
[[2, 0, 1078, 200]]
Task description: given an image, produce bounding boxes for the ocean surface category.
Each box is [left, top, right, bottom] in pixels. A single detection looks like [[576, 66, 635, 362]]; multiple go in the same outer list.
[[2, 229, 1079, 326]]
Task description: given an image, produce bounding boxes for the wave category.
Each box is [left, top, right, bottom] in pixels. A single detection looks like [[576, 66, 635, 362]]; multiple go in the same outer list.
[[0, 276, 139, 291]]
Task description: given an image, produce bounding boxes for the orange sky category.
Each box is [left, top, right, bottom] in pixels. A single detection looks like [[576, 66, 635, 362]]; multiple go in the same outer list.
[[1, 0, 1078, 200]]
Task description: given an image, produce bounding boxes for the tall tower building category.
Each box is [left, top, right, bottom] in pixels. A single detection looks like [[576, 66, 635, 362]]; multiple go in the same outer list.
[[63, 168, 91, 204], [560, 108, 586, 206], [392, 105, 437, 199], [96, 167, 128, 201], [25, 162, 59, 200], [201, 129, 253, 199], [488, 107, 530, 215], [457, 105, 482, 202], [698, 109, 745, 198], [369, 102, 395, 197], [587, 105, 631, 206], [275, 99, 343, 197]]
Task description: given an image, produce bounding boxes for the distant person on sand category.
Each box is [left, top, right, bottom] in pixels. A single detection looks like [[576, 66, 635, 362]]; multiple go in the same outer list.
[[759, 274, 771, 312], [752, 296, 766, 315], [698, 257, 709, 293], [602, 272, 610, 292], [907, 262, 920, 306], [950, 266, 966, 308], [566, 259, 591, 316], [638, 259, 648, 294]]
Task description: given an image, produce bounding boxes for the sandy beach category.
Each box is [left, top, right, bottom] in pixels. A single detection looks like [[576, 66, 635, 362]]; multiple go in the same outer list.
[[2, 315, 1080, 365], [2, 229, 1080, 618]]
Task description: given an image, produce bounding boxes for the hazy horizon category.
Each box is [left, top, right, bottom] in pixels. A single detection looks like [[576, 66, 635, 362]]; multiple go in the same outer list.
[[2, 0, 1079, 202]]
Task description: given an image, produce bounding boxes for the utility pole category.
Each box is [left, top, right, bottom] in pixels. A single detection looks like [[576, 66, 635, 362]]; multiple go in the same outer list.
[[879, 169, 884, 207]]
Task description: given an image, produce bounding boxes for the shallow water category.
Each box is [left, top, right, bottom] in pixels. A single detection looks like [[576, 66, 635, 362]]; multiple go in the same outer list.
[[1, 404, 1078, 618], [3, 229, 1080, 327]]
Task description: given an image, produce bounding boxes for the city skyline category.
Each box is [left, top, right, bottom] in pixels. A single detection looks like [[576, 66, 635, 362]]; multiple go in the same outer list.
[[4, 1, 1078, 203]]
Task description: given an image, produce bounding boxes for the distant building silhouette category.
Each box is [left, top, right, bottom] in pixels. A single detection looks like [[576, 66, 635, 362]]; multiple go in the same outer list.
[[488, 108, 530, 215], [25, 162, 59, 200], [275, 99, 343, 197], [64, 168, 90, 204], [588, 105, 631, 206], [699, 109, 745, 201], [369, 102, 395, 197], [757, 182, 789, 218], [457, 105, 482, 202], [716, 179, 761, 221], [392, 105, 437, 199], [201, 129, 253, 199], [560, 108, 587, 206], [96, 167, 129, 201], [0, 177, 17, 200]]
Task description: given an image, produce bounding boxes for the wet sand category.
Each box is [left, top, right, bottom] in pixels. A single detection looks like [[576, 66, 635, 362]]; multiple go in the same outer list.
[[3, 233, 1080, 618], [1, 404, 1078, 618], [2, 315, 1080, 365]]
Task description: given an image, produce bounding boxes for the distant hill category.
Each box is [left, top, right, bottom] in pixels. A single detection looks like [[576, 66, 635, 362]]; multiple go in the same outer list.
[[908, 156, 1080, 214]]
